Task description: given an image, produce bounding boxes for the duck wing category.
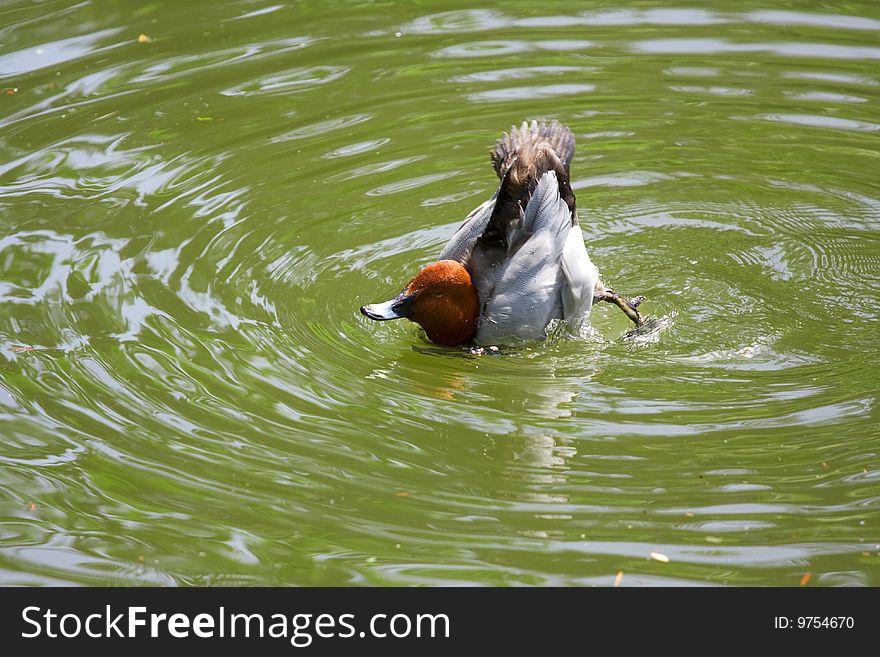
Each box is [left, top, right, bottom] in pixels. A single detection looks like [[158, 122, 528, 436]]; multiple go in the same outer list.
[[437, 196, 495, 264]]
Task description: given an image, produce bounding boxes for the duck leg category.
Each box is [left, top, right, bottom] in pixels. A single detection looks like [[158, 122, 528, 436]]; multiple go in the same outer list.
[[593, 280, 646, 327]]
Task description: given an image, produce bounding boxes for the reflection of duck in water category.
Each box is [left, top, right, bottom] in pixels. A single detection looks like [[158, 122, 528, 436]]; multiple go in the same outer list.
[[361, 120, 644, 346]]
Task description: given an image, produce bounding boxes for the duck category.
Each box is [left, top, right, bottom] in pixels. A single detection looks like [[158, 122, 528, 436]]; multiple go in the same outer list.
[[360, 120, 644, 346]]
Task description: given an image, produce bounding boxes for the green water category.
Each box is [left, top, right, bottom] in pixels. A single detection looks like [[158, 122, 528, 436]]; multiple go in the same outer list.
[[1, 0, 879, 586]]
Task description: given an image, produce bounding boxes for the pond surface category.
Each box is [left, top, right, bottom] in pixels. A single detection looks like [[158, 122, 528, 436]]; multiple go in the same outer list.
[[1, 0, 878, 586]]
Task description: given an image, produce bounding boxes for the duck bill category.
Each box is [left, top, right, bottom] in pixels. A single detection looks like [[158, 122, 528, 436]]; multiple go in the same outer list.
[[360, 291, 415, 321]]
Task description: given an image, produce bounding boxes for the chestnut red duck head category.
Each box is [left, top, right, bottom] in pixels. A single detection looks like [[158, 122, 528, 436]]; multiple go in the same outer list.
[[360, 260, 480, 347]]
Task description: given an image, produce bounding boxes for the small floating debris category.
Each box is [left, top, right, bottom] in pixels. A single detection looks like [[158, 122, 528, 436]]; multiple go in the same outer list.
[[612, 571, 623, 587], [800, 572, 812, 586], [650, 551, 670, 563], [137, 555, 145, 562], [705, 536, 723, 544], [137, 34, 152, 44], [10, 346, 35, 352], [393, 491, 411, 497], [27, 502, 37, 511], [4, 87, 18, 96]]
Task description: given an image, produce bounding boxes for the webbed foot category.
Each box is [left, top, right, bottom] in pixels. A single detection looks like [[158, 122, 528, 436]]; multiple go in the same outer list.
[[593, 282, 646, 327]]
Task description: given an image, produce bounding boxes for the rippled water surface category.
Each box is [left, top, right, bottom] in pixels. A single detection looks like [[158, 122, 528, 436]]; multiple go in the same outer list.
[[1, 0, 879, 586]]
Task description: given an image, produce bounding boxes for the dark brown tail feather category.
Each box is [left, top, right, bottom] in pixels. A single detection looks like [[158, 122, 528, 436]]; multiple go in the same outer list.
[[478, 121, 578, 251], [491, 120, 575, 179]]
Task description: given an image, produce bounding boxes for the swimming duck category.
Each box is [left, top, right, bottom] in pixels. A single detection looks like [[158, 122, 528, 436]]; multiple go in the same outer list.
[[360, 120, 644, 346]]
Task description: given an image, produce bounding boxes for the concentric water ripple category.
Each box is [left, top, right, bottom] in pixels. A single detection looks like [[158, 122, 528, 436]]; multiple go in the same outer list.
[[0, 0, 878, 586]]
